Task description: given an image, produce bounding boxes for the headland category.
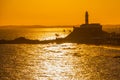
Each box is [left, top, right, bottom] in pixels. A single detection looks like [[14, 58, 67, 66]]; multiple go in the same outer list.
[[65, 11, 120, 45], [0, 11, 120, 45]]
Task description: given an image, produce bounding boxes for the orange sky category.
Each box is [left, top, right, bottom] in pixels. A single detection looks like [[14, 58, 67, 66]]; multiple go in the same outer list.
[[0, 0, 120, 26]]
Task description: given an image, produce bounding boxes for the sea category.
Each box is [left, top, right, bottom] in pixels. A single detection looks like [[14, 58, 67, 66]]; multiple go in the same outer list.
[[0, 26, 120, 80]]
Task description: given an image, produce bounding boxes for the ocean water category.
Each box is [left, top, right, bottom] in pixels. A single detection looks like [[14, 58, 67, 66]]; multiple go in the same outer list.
[[0, 27, 120, 80]]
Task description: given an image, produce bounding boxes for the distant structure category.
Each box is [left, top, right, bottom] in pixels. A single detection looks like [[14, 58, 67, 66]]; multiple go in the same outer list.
[[65, 11, 109, 43], [85, 11, 89, 24], [80, 11, 102, 32]]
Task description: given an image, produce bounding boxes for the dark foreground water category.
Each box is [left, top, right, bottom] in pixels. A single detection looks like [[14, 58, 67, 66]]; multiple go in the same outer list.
[[0, 28, 120, 80]]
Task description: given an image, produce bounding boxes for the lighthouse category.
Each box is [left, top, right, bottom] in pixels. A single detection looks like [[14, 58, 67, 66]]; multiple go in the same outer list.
[[85, 11, 89, 24]]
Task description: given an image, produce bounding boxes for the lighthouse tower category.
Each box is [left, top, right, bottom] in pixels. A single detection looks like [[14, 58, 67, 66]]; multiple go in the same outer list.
[[85, 11, 89, 24]]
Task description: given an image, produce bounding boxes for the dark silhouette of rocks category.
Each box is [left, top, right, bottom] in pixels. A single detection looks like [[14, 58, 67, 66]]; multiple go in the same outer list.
[[113, 56, 120, 58], [0, 37, 65, 44], [0, 11, 120, 45]]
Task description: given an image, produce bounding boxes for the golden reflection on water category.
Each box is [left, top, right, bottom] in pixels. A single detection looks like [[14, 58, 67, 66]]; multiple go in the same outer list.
[[21, 44, 120, 80], [25, 43, 120, 80], [35, 43, 75, 80], [0, 43, 120, 80]]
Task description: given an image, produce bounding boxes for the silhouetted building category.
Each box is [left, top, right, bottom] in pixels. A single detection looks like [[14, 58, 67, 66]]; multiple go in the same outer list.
[[65, 11, 109, 42], [81, 11, 102, 32]]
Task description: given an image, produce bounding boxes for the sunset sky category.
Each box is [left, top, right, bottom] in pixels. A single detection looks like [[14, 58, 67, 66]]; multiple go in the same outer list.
[[0, 0, 120, 26]]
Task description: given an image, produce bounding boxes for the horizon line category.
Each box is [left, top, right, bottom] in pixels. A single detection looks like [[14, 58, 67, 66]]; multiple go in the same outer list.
[[0, 24, 120, 26]]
